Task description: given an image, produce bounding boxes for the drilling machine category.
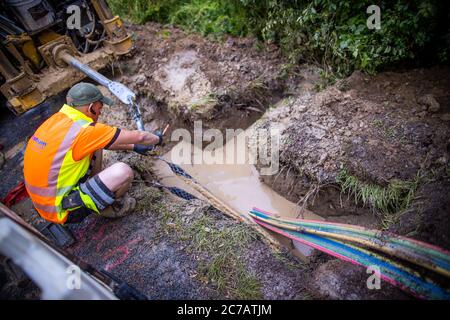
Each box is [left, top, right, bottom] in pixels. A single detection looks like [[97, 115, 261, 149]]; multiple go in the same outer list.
[[0, 0, 143, 129], [0, 1, 147, 299]]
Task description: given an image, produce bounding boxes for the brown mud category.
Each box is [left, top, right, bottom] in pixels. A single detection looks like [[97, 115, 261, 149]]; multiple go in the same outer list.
[[116, 22, 290, 137], [254, 67, 450, 235], [152, 136, 321, 259], [2, 22, 449, 300]]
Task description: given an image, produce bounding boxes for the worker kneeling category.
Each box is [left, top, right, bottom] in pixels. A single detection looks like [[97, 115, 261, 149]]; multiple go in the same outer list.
[[23, 82, 162, 224]]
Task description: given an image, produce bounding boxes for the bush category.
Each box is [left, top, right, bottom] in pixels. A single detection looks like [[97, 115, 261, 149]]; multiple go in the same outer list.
[[169, 0, 248, 37], [108, 0, 248, 37], [251, 0, 445, 75], [108, 0, 449, 75], [107, 0, 185, 24]]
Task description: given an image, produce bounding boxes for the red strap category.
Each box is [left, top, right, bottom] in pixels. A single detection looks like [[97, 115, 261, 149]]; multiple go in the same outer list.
[[1, 181, 29, 207]]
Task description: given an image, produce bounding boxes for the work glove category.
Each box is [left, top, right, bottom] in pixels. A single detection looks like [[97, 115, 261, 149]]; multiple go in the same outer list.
[[133, 144, 155, 155], [154, 130, 163, 146]]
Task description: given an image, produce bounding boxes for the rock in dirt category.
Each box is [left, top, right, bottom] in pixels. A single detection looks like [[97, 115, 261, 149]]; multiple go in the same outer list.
[[418, 94, 440, 113]]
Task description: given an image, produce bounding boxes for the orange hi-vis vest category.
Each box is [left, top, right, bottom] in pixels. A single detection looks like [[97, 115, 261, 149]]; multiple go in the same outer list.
[[24, 104, 118, 223]]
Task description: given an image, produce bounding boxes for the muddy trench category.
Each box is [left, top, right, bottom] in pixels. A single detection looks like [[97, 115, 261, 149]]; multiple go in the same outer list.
[[106, 24, 449, 300], [3, 22, 450, 300], [87, 23, 430, 299]]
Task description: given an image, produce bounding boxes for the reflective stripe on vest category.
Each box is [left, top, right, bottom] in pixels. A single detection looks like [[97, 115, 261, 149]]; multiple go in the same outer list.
[[24, 104, 93, 223]]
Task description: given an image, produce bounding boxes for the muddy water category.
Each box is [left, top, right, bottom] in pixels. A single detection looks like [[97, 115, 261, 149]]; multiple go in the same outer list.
[[153, 132, 323, 258]]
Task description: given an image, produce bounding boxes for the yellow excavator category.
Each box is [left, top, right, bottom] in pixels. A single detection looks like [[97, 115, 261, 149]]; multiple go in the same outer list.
[[0, 1, 149, 300], [0, 0, 134, 116]]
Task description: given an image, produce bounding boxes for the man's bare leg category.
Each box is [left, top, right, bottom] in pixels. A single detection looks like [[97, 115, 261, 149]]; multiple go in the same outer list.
[[95, 162, 135, 218], [97, 162, 134, 197]]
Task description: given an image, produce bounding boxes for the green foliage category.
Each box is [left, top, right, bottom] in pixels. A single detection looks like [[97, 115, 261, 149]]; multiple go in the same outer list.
[[108, 0, 248, 37], [108, 0, 449, 75], [187, 214, 262, 299], [169, 0, 248, 37], [337, 169, 421, 228], [107, 0, 183, 24], [253, 0, 444, 76]]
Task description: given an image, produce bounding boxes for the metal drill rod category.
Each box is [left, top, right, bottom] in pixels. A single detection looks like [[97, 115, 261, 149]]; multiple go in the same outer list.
[[60, 52, 144, 131], [130, 100, 144, 131], [62, 53, 110, 86]]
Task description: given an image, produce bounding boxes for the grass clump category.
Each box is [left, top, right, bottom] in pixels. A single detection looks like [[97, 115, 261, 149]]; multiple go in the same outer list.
[[273, 250, 305, 271], [188, 93, 218, 111], [134, 186, 165, 213], [337, 169, 421, 228], [146, 200, 262, 299], [186, 213, 262, 299]]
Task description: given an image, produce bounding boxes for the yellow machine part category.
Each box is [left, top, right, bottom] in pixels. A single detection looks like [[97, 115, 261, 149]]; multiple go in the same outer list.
[[9, 88, 45, 114], [1, 3, 133, 115], [102, 16, 133, 56], [22, 40, 41, 68], [5, 34, 41, 69], [39, 30, 62, 45]]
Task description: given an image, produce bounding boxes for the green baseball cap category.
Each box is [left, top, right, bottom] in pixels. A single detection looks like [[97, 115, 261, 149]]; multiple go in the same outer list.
[[67, 82, 114, 107]]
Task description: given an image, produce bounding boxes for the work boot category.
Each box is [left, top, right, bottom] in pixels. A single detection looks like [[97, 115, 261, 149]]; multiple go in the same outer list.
[[100, 194, 136, 218], [38, 222, 75, 248]]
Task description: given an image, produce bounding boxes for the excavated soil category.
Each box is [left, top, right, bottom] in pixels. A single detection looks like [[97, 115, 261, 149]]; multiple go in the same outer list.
[[95, 23, 442, 299], [2, 21, 449, 300], [115, 22, 290, 136], [252, 67, 450, 298], [254, 67, 450, 235]]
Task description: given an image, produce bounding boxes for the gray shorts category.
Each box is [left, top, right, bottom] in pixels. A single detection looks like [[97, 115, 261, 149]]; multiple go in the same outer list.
[[79, 175, 115, 211]]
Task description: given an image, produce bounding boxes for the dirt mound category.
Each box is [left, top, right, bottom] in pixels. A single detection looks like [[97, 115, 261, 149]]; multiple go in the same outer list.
[[249, 67, 450, 299], [118, 22, 287, 132], [255, 66, 450, 239], [388, 178, 450, 249]]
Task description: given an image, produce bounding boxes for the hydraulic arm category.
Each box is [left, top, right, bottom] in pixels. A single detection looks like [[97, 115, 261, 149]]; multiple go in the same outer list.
[[58, 51, 144, 131]]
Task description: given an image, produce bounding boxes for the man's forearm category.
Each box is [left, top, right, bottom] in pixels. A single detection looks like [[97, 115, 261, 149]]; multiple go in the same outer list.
[[106, 143, 134, 151], [111, 129, 160, 147]]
